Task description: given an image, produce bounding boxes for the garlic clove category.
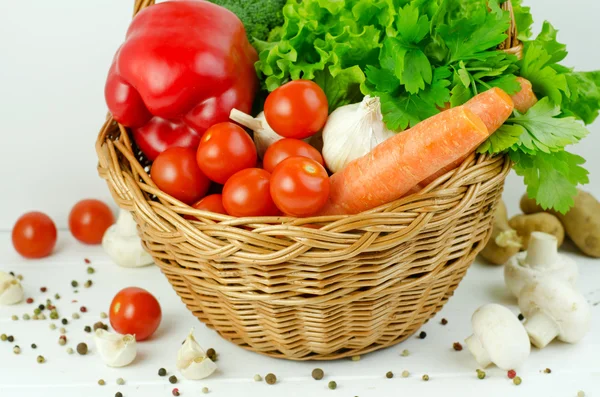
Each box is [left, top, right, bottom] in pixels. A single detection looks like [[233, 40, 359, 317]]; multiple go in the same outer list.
[[94, 328, 137, 367], [0, 271, 24, 305], [102, 210, 154, 268], [177, 329, 217, 380]]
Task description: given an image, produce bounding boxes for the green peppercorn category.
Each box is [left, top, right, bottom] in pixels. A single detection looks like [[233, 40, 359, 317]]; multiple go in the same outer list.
[[77, 343, 88, 355], [116, 378, 125, 385], [0, 334, 6, 341], [201, 387, 209, 394], [169, 375, 178, 384], [351, 355, 360, 361], [476, 369, 486, 380], [37, 355, 45, 363], [13, 346, 21, 354], [31, 343, 37, 349], [84, 280, 92, 288], [72, 313, 80, 320], [54, 293, 60, 300], [11, 315, 18, 321], [66, 347, 74, 355], [98, 379, 105, 386], [50, 310, 59, 320], [206, 348, 217, 361], [7, 335, 14, 342], [115, 393, 123, 397], [311, 368, 324, 380], [61, 318, 68, 325], [93, 321, 108, 331], [38, 304, 45, 310], [401, 349, 410, 357], [84, 326, 91, 333], [265, 373, 277, 385], [328, 381, 337, 390], [402, 370, 410, 378], [71, 280, 78, 287], [543, 368, 552, 374], [386, 371, 394, 379], [158, 368, 167, 376], [16, 274, 23, 281], [23, 314, 30, 320], [49, 323, 56, 330], [87, 267, 95, 274], [254, 374, 262, 382], [513, 376, 522, 385], [422, 374, 430, 381]]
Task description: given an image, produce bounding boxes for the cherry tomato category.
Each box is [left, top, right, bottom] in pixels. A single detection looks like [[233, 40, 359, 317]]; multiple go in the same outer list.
[[196, 122, 257, 184], [263, 139, 324, 173], [270, 157, 330, 217], [109, 287, 162, 341], [69, 200, 115, 245], [185, 194, 228, 220], [152, 147, 211, 204], [222, 168, 278, 217], [12, 212, 57, 259], [264, 80, 328, 139]]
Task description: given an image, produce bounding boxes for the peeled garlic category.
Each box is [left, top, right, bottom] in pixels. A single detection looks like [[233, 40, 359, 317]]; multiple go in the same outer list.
[[322, 95, 396, 173], [94, 328, 137, 367], [177, 329, 217, 380], [0, 271, 23, 305]]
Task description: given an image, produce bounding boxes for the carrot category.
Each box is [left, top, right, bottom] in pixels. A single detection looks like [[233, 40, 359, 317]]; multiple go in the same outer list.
[[318, 107, 490, 215], [511, 77, 538, 113], [463, 87, 515, 133]]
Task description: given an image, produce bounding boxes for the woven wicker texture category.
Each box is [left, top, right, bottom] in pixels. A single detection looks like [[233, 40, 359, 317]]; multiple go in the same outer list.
[[96, 0, 516, 360]]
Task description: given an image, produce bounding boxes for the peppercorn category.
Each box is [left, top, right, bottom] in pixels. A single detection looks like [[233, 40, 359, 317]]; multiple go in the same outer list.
[[453, 342, 463, 351], [49, 323, 56, 330], [116, 378, 125, 385], [37, 355, 45, 363], [31, 343, 37, 349], [11, 315, 18, 321], [87, 266, 95, 274], [72, 313, 80, 320], [172, 388, 180, 396], [328, 381, 337, 390], [77, 342, 88, 355], [84, 326, 91, 333], [84, 280, 93, 288], [50, 310, 59, 320], [40, 287, 47, 292], [58, 336, 67, 346], [441, 318, 448, 325], [54, 293, 60, 300], [7, 335, 14, 342], [16, 275, 23, 281], [0, 334, 6, 341], [98, 379, 105, 386], [84, 258, 91, 264], [507, 369, 516, 379], [32, 314, 39, 320], [476, 369, 486, 380], [169, 375, 178, 384], [80, 306, 87, 313], [66, 347, 74, 354], [26, 298, 34, 304], [254, 374, 263, 382], [59, 328, 66, 334], [311, 368, 324, 380], [578, 391, 586, 397], [71, 280, 78, 287], [265, 373, 277, 385], [23, 314, 30, 320], [418, 331, 427, 339], [518, 313, 524, 321], [158, 368, 167, 377], [201, 387, 209, 394], [206, 348, 217, 361], [422, 374, 430, 381], [9, 271, 14, 276], [543, 368, 552, 374], [61, 318, 68, 325], [100, 312, 108, 319], [13, 346, 21, 354], [401, 349, 410, 357], [402, 370, 410, 378], [386, 371, 394, 379], [115, 393, 123, 397], [93, 321, 108, 331], [513, 376, 522, 385]]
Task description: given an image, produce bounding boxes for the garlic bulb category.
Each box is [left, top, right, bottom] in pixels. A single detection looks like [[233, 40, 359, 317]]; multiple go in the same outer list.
[[94, 329, 137, 367], [321, 96, 396, 173], [177, 329, 217, 380], [0, 271, 23, 305]]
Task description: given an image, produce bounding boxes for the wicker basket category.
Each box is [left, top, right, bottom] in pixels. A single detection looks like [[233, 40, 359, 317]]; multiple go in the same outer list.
[[96, 0, 519, 360]]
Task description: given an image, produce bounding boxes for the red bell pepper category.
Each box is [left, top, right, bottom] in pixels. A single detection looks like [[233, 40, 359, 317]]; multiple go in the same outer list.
[[105, 0, 258, 160]]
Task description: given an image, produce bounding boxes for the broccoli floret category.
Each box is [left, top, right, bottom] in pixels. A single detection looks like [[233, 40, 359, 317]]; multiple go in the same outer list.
[[208, 0, 286, 42]]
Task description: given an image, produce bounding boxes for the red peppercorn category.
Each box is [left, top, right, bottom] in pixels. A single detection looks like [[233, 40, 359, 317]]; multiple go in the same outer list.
[[172, 388, 180, 396], [40, 287, 47, 293], [71, 300, 78, 303], [26, 298, 34, 304], [47, 305, 55, 310], [80, 306, 87, 313], [507, 370, 516, 379], [453, 342, 463, 351], [84, 258, 91, 264], [59, 335, 67, 340]]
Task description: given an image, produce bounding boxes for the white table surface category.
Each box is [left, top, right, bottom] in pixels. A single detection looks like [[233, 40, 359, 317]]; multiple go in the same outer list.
[[0, 231, 598, 397]]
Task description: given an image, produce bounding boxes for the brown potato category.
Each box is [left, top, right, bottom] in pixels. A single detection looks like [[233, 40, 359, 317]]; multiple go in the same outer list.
[[508, 213, 565, 249], [520, 190, 600, 258], [479, 201, 522, 265]]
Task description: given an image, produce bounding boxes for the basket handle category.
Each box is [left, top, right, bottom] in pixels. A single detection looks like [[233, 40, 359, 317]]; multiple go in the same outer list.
[[133, 0, 155, 17]]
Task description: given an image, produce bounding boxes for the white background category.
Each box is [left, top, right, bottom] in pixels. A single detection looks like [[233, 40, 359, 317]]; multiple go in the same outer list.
[[0, 0, 599, 229]]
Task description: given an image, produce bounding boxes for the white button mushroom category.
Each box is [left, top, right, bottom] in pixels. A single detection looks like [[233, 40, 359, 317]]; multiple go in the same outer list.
[[102, 210, 154, 268], [518, 279, 591, 349], [465, 304, 530, 370], [0, 271, 24, 305], [504, 232, 577, 298]]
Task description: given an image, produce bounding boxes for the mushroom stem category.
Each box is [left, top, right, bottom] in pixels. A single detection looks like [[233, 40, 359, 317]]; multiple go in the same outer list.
[[524, 311, 561, 349], [465, 334, 492, 368], [524, 232, 558, 270]]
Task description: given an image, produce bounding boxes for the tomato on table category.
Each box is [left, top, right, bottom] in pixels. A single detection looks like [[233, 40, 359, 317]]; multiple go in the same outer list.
[[264, 80, 329, 139], [196, 122, 257, 184], [270, 157, 330, 217], [109, 287, 162, 341], [222, 168, 279, 217], [151, 147, 211, 205], [185, 194, 228, 220], [69, 200, 115, 245], [262, 138, 324, 173], [12, 212, 57, 259]]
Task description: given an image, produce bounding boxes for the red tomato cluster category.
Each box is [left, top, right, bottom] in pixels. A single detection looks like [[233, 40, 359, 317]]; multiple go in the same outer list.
[[148, 80, 332, 218]]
